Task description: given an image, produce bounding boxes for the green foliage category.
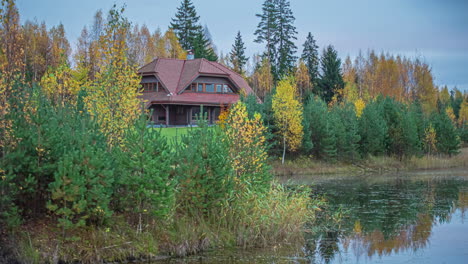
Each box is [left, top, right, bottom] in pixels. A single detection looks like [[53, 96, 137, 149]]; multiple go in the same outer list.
[[1, 85, 114, 229], [380, 97, 420, 159], [318, 45, 344, 104], [174, 119, 234, 214], [301, 32, 319, 88], [48, 134, 114, 229], [113, 115, 174, 220], [192, 28, 218, 61], [302, 96, 328, 157], [229, 31, 249, 75], [331, 102, 360, 161], [358, 99, 387, 156], [431, 111, 461, 156], [170, 0, 202, 50], [255, 0, 297, 79]]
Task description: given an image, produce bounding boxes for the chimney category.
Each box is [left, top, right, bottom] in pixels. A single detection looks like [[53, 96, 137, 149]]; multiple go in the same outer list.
[[186, 49, 195, 60]]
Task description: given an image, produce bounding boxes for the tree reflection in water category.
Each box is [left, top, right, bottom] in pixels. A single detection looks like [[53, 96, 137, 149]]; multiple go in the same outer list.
[[305, 176, 468, 263]]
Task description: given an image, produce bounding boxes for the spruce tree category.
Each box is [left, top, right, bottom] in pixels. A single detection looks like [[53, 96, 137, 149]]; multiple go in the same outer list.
[[254, 0, 278, 73], [302, 96, 328, 157], [254, 0, 297, 79], [301, 32, 319, 89], [191, 28, 218, 61], [170, 0, 202, 50], [275, 0, 297, 78], [229, 31, 249, 75], [318, 45, 344, 104]]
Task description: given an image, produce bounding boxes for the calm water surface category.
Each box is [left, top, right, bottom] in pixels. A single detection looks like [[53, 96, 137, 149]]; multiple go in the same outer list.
[[157, 170, 468, 263]]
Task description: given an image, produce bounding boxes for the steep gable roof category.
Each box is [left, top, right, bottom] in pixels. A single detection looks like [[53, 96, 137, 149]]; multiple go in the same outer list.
[[138, 58, 255, 95]]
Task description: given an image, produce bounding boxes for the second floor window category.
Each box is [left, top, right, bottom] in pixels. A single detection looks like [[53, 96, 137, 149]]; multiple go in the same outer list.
[[142, 82, 159, 92], [188, 83, 234, 94]]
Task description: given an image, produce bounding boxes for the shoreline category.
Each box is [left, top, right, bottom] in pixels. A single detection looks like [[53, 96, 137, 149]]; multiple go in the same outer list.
[[271, 148, 468, 178]]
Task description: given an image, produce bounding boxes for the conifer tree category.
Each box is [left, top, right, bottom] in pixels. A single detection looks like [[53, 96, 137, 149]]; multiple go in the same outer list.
[[229, 31, 249, 75], [358, 99, 387, 156], [170, 0, 201, 50], [254, 0, 297, 79], [275, 0, 297, 78], [301, 32, 319, 88], [319, 45, 344, 104], [254, 0, 278, 73], [191, 28, 218, 61], [431, 111, 461, 156]]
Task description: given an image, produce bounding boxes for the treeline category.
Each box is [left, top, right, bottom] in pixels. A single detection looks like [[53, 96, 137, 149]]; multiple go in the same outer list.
[[242, 89, 466, 163]]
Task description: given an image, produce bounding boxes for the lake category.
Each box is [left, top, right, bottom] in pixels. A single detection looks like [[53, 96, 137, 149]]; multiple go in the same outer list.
[[156, 169, 468, 263]]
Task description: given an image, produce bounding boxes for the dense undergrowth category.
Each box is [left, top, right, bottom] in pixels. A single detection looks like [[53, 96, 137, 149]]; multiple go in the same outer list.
[[0, 85, 319, 263]]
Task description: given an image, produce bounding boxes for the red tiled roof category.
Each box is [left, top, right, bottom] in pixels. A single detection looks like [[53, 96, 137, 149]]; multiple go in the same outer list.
[[138, 58, 255, 107]]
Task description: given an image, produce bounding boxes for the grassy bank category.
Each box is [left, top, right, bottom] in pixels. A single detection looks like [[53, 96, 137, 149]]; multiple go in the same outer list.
[[273, 147, 468, 177], [1, 185, 319, 264]]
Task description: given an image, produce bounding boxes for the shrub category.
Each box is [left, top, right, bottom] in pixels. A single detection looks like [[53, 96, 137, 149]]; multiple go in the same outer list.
[[224, 102, 271, 193]]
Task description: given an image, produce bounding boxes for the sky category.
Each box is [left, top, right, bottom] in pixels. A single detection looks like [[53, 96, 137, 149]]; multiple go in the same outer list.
[[15, 0, 468, 91]]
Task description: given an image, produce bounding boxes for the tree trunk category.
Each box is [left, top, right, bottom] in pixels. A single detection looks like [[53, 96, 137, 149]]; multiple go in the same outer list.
[[282, 135, 286, 164]]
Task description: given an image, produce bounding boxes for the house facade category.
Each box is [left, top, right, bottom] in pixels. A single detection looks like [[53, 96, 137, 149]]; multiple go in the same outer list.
[[138, 56, 255, 126]]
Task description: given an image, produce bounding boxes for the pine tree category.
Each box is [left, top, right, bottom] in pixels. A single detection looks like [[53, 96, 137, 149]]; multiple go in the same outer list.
[[431, 111, 461, 156], [229, 31, 249, 75], [319, 45, 344, 104], [301, 32, 319, 89], [358, 99, 387, 156], [332, 103, 360, 161], [170, 0, 201, 50]]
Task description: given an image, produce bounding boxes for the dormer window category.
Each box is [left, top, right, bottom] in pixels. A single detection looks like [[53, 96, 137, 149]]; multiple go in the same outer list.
[[141, 76, 161, 93], [142, 82, 159, 92]]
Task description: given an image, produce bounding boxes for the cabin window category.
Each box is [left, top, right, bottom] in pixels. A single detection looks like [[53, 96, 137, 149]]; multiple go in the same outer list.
[[188, 82, 235, 94], [197, 83, 204, 92], [205, 84, 215, 93], [223, 84, 233, 93], [142, 82, 159, 92]]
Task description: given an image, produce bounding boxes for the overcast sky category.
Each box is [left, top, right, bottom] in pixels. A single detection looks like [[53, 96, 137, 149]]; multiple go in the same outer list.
[[16, 0, 468, 91]]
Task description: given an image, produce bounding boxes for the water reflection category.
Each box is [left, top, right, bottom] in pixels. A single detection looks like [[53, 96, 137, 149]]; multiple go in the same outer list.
[[306, 174, 468, 263], [154, 173, 468, 263]]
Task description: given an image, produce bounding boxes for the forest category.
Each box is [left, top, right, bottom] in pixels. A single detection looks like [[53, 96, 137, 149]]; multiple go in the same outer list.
[[1, 0, 467, 262]]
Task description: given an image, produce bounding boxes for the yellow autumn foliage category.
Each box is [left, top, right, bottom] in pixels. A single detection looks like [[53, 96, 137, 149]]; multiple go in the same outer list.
[[354, 98, 366, 118], [272, 77, 303, 161], [224, 102, 268, 184], [40, 62, 80, 105], [446, 106, 456, 125], [458, 100, 468, 127], [84, 7, 141, 147]]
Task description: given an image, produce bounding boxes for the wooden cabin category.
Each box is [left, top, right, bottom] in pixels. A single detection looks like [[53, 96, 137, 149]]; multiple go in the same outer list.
[[138, 54, 256, 126]]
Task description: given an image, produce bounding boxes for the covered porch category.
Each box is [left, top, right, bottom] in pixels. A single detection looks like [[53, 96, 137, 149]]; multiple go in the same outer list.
[[148, 104, 222, 126]]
